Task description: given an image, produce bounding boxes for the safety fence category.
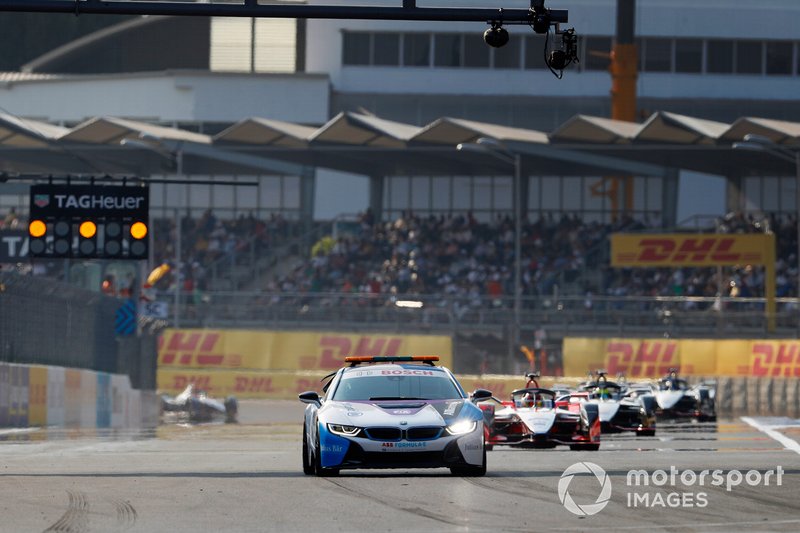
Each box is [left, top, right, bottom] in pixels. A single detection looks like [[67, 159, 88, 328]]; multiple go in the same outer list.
[[0, 272, 120, 372], [0, 361, 158, 429]]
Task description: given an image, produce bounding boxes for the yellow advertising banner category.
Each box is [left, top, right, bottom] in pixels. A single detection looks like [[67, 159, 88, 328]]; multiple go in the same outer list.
[[27, 366, 48, 426], [610, 233, 774, 267], [158, 329, 453, 371], [564, 337, 800, 378]]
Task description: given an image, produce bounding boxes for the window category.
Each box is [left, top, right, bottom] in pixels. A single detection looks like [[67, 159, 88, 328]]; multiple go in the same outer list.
[[584, 36, 611, 71], [464, 32, 490, 68], [644, 38, 672, 72], [374, 33, 400, 66], [707, 40, 733, 73], [342, 32, 370, 65], [494, 35, 521, 69], [403, 33, 430, 66], [524, 35, 547, 69], [434, 34, 462, 67], [736, 41, 763, 74], [675, 39, 702, 73], [766, 41, 792, 75]]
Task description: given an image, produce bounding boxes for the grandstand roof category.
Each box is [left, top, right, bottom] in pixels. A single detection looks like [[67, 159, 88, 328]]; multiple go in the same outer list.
[[0, 110, 798, 178]]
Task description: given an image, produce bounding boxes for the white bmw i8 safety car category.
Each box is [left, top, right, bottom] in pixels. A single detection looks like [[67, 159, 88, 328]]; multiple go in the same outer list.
[[299, 356, 491, 476]]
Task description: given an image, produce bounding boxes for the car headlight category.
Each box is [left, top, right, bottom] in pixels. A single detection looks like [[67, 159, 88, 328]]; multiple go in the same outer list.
[[446, 420, 477, 435], [327, 423, 361, 436]]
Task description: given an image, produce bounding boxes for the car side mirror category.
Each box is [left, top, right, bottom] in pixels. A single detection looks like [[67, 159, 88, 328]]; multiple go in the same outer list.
[[471, 389, 492, 401], [298, 391, 321, 406]]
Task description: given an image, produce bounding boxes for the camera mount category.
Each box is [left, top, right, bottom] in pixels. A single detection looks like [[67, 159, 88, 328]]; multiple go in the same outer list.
[[482, 0, 579, 78]]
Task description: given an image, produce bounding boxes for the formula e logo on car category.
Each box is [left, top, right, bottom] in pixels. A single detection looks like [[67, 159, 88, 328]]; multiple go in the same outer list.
[[558, 462, 612, 516]]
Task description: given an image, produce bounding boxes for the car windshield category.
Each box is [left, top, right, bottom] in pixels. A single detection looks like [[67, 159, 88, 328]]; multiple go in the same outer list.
[[331, 369, 463, 401]]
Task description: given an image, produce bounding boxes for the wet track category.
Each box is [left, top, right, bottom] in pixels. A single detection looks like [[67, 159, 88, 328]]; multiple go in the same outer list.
[[0, 400, 798, 533]]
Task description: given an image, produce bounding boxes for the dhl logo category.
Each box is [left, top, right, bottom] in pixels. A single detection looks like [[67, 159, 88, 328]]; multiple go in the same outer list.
[[234, 377, 276, 393], [171, 375, 213, 392], [751, 343, 800, 377], [159, 332, 242, 368], [302, 335, 404, 370], [605, 341, 679, 378], [612, 234, 769, 267]]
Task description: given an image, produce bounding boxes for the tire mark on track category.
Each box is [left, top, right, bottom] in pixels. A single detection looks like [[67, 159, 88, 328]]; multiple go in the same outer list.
[[460, 476, 538, 498], [43, 490, 89, 533], [322, 477, 466, 528], [111, 498, 138, 531]]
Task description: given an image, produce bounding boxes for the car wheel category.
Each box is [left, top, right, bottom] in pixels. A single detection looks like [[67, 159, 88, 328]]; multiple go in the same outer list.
[[450, 447, 486, 477], [636, 429, 656, 437], [302, 425, 314, 475], [314, 434, 339, 477]]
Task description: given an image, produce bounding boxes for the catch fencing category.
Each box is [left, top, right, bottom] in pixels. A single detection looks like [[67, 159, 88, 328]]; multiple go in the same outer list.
[[0, 271, 120, 372]]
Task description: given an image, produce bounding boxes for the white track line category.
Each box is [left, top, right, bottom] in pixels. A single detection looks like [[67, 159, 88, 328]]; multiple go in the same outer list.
[[741, 416, 800, 455]]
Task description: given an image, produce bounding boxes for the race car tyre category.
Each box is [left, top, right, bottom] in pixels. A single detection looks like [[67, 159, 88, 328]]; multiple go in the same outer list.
[[302, 425, 314, 475], [449, 447, 486, 477], [569, 443, 600, 451], [314, 434, 339, 477]]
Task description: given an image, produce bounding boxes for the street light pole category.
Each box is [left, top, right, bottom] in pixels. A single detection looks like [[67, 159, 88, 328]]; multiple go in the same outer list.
[[733, 134, 799, 332], [457, 139, 522, 372], [513, 152, 522, 373]]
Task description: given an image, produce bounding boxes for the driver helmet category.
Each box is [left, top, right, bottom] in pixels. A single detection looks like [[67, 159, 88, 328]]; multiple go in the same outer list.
[[522, 392, 536, 408]]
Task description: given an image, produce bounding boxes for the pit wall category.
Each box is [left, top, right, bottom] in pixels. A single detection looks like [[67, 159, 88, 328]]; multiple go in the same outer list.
[[0, 362, 158, 429]]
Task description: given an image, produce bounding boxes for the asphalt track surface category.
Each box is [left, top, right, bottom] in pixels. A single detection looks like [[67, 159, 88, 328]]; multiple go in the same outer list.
[[1, 400, 799, 533]]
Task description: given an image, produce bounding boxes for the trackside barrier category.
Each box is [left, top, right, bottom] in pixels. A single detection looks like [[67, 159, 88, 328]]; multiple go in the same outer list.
[[156, 369, 581, 400], [0, 361, 157, 430], [715, 376, 800, 418], [156, 368, 798, 418]]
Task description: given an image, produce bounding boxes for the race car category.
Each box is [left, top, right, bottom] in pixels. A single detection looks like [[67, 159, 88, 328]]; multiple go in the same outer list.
[[479, 385, 601, 451], [653, 369, 716, 421], [299, 356, 490, 476], [567, 371, 657, 436], [160, 383, 238, 424]]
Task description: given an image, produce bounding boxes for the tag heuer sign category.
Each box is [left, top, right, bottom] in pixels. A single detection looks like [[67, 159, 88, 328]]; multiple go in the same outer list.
[[29, 184, 148, 219]]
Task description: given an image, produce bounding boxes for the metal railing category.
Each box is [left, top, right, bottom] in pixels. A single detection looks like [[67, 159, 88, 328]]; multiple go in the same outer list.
[[156, 290, 800, 337]]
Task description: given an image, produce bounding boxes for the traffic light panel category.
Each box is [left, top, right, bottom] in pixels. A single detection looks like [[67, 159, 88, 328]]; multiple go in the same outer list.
[[28, 184, 149, 260], [27, 218, 149, 259]]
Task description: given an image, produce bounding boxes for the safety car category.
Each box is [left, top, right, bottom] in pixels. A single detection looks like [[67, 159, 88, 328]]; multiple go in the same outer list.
[[299, 356, 490, 476]]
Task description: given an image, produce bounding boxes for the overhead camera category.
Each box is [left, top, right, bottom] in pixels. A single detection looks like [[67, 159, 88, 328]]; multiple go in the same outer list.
[[545, 27, 579, 76], [483, 23, 509, 48], [480, 0, 578, 77]]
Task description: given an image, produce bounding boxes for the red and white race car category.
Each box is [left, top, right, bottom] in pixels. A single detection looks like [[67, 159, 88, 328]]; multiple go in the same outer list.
[[479, 384, 600, 451]]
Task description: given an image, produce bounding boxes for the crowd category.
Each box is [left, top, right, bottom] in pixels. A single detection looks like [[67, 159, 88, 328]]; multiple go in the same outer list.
[[3, 203, 797, 307], [150, 209, 298, 293], [263, 209, 797, 311]]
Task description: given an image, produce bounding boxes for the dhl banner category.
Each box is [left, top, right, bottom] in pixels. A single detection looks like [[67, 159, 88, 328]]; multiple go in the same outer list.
[[564, 337, 800, 378], [611, 233, 775, 267], [158, 329, 453, 371]]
